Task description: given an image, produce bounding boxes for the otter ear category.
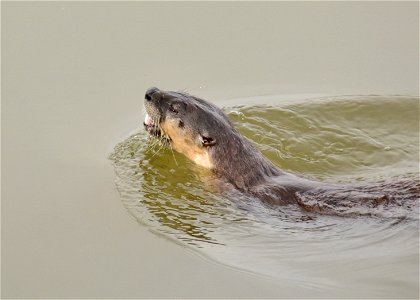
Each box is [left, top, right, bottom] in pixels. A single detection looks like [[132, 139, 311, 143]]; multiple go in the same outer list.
[[199, 134, 216, 147]]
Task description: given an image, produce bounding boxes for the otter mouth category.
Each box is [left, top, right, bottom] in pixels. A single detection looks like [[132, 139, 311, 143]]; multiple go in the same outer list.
[[143, 112, 172, 146], [143, 113, 162, 137]]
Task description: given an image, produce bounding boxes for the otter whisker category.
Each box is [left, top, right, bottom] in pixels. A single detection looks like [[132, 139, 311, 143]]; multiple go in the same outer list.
[[145, 137, 160, 154], [147, 139, 160, 155], [178, 88, 189, 94], [144, 116, 172, 156], [149, 139, 166, 160], [169, 142, 179, 166]]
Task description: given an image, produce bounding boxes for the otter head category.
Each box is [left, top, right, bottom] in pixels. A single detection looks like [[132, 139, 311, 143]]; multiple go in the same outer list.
[[143, 87, 234, 169]]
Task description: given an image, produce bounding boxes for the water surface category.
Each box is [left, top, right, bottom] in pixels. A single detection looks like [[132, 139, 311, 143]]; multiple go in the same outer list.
[[4, 1, 419, 298], [110, 95, 419, 298]]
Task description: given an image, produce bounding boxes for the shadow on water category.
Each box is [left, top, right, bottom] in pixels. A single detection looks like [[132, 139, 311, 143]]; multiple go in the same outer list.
[[110, 95, 419, 297]]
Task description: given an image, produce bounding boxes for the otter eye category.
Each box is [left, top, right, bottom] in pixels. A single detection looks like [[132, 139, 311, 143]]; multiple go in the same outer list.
[[169, 105, 178, 114], [178, 120, 184, 128], [201, 135, 216, 147]]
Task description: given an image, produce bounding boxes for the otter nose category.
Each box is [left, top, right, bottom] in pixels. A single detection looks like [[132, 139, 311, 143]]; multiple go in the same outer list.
[[145, 87, 160, 101]]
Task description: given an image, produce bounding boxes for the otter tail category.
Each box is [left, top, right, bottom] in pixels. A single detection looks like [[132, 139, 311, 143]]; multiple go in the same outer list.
[[295, 178, 420, 218]]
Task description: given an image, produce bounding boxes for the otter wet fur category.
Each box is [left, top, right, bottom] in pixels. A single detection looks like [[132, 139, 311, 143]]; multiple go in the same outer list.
[[143, 87, 419, 217]]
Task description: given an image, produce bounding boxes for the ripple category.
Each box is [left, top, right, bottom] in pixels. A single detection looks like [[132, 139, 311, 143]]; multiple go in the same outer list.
[[110, 95, 419, 297]]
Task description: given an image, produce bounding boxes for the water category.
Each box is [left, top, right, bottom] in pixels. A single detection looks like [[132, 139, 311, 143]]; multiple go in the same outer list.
[[110, 95, 419, 298]]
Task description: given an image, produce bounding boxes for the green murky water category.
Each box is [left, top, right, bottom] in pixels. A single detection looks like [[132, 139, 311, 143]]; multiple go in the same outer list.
[[110, 95, 419, 297]]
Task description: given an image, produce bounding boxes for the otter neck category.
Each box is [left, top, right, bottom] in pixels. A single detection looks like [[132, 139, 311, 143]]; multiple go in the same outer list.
[[210, 132, 282, 191]]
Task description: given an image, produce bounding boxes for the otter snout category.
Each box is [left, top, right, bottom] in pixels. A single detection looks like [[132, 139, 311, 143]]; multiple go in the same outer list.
[[144, 87, 164, 137], [145, 87, 161, 101], [144, 87, 163, 119]]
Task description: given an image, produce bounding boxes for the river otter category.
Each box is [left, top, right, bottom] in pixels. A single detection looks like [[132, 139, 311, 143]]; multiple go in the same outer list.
[[143, 87, 419, 215]]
